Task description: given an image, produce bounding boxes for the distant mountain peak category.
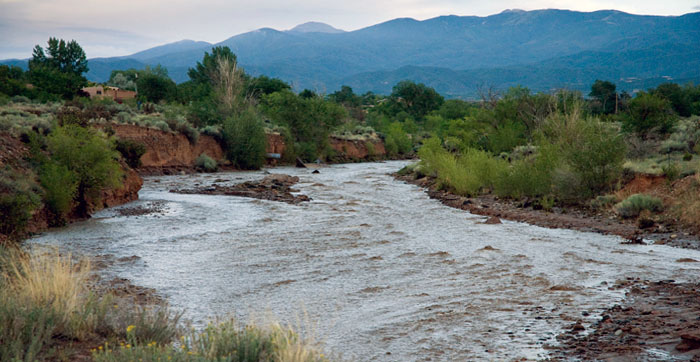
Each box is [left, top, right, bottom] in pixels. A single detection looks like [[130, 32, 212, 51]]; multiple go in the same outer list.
[[287, 22, 345, 34]]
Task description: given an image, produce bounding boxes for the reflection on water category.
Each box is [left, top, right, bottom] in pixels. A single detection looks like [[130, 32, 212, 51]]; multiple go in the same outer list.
[[30, 161, 700, 361]]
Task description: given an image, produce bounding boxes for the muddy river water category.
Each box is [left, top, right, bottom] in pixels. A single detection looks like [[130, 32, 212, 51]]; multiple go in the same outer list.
[[30, 161, 700, 361]]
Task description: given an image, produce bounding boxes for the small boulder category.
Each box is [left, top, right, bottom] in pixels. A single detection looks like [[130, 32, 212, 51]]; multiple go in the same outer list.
[[483, 216, 502, 224]]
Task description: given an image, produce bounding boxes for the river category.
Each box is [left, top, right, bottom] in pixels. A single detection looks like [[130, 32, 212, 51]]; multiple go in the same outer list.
[[29, 161, 700, 361]]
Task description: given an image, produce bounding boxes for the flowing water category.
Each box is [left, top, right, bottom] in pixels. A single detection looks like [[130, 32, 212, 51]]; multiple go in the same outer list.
[[30, 161, 700, 361]]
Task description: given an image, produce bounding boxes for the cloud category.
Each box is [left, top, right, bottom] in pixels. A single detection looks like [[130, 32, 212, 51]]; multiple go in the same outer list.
[[693, 5, 700, 10]]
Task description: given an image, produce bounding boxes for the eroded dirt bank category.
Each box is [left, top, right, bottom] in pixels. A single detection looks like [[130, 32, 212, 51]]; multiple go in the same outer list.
[[0, 132, 142, 240], [109, 124, 389, 174]]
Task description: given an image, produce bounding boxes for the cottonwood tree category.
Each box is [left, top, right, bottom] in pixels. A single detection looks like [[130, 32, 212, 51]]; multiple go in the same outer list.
[[28, 38, 88, 99]]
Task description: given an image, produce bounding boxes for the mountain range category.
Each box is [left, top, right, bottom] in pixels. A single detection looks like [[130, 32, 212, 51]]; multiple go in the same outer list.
[[3, 9, 699, 98]]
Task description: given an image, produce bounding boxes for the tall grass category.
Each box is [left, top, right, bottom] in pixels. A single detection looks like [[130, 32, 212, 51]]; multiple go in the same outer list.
[[93, 318, 328, 362]]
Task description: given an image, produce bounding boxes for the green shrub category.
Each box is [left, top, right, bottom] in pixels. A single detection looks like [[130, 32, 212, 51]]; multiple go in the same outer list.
[[365, 141, 376, 158], [39, 161, 78, 225], [494, 143, 560, 199], [195, 153, 218, 172], [201, 125, 223, 141], [178, 123, 199, 144], [384, 135, 399, 156], [222, 108, 267, 170], [115, 139, 147, 168], [0, 169, 42, 239], [615, 194, 663, 218], [93, 318, 327, 362], [385, 122, 412, 154], [662, 163, 681, 181], [621, 92, 677, 136], [590, 194, 619, 210], [11, 95, 30, 103], [46, 125, 123, 217]]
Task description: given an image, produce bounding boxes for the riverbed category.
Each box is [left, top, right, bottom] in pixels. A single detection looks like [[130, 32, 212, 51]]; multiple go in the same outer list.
[[30, 161, 700, 361]]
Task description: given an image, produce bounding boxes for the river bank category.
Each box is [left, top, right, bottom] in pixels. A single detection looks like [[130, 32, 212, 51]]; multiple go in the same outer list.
[[394, 169, 700, 360], [395, 173, 700, 250], [28, 161, 700, 361]]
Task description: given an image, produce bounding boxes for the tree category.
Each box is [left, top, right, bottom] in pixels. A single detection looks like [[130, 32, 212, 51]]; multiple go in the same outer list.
[[329, 86, 361, 107], [0, 65, 27, 97], [389, 80, 444, 120], [652, 83, 691, 117], [589, 80, 618, 115], [186, 46, 248, 125], [621, 92, 676, 136], [222, 107, 267, 169], [261, 90, 347, 160], [28, 38, 88, 99], [246, 75, 290, 98], [137, 73, 177, 103]]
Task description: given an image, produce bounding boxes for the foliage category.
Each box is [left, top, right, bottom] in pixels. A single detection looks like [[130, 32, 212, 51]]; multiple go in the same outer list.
[[614, 194, 663, 218], [28, 38, 88, 99], [115, 139, 147, 168], [0, 169, 42, 239], [0, 65, 28, 97], [621, 92, 676, 136], [589, 80, 618, 115], [93, 318, 327, 362], [246, 75, 291, 99], [45, 125, 123, 217], [222, 108, 267, 170], [261, 90, 346, 161], [388, 80, 444, 120], [137, 73, 177, 103], [39, 161, 78, 225], [195, 153, 218, 172], [384, 122, 412, 156], [541, 110, 626, 200]]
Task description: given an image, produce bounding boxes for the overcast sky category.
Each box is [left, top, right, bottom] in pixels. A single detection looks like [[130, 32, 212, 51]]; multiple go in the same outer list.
[[1, 0, 698, 59]]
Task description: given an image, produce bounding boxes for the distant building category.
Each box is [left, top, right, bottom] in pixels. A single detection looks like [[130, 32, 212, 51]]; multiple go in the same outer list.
[[81, 86, 136, 102]]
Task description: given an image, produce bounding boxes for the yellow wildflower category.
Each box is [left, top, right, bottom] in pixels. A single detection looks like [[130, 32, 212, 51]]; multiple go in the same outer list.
[[126, 344, 131, 349], [126, 325, 136, 333]]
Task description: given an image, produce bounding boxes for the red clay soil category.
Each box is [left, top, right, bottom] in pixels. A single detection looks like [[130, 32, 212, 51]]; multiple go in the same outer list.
[[329, 137, 387, 162]]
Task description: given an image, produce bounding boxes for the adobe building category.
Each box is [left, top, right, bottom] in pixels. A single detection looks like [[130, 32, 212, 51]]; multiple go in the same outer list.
[[81, 86, 137, 102]]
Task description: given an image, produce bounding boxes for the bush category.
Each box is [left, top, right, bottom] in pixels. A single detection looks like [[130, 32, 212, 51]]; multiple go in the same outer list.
[[11, 95, 30, 103], [621, 92, 676, 136], [115, 139, 147, 169], [93, 318, 327, 362], [201, 125, 223, 141], [662, 163, 681, 181], [0, 169, 42, 239], [365, 141, 376, 158], [46, 125, 123, 217], [39, 161, 78, 225], [222, 108, 267, 170], [195, 153, 218, 172], [615, 194, 663, 218], [590, 194, 619, 210], [494, 142, 560, 199]]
